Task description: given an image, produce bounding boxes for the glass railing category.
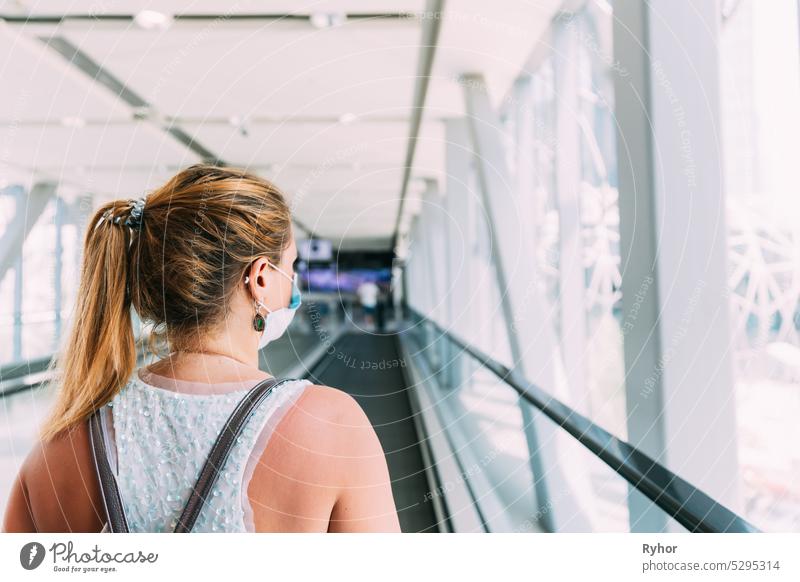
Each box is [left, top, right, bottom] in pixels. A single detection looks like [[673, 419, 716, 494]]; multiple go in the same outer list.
[[402, 307, 759, 533]]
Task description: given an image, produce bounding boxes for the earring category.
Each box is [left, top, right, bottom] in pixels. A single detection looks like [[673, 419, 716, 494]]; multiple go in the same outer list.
[[252, 299, 266, 332]]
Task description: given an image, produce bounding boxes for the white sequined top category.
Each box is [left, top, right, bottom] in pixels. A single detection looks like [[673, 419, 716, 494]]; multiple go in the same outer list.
[[101, 367, 311, 532]]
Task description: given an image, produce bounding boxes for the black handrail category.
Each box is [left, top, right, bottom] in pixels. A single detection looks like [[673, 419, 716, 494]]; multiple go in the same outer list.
[[0, 355, 52, 383], [407, 307, 760, 533], [0, 331, 159, 398]]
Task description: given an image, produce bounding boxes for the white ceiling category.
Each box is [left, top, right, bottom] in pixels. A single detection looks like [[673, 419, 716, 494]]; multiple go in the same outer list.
[[0, 0, 564, 250]]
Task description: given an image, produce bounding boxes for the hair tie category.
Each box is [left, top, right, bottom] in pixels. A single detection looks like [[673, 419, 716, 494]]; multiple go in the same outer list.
[[124, 197, 146, 229], [94, 197, 146, 232]]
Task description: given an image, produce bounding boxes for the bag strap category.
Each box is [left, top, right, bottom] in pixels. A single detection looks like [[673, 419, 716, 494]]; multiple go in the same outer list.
[[89, 375, 294, 533], [88, 405, 130, 533], [174, 376, 290, 532]]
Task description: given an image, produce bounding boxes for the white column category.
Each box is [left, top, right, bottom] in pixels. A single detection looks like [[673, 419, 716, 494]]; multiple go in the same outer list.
[[0, 182, 56, 283], [442, 119, 474, 389], [613, 0, 741, 532]]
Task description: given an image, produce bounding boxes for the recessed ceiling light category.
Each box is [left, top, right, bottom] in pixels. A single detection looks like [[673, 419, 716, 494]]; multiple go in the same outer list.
[[228, 115, 250, 137], [265, 163, 282, 175], [310, 12, 347, 29], [60, 116, 85, 128], [134, 10, 173, 31]]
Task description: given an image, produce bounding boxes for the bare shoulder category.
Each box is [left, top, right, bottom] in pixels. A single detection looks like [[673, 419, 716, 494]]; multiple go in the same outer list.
[[295, 385, 400, 532], [3, 422, 105, 532], [296, 384, 368, 423], [271, 383, 388, 483], [279, 384, 376, 452], [248, 383, 400, 531]]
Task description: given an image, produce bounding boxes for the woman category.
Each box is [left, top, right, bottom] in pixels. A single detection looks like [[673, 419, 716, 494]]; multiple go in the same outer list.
[[2, 165, 401, 533]]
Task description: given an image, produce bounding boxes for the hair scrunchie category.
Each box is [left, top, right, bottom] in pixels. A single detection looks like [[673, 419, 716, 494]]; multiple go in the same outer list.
[[123, 197, 146, 229]]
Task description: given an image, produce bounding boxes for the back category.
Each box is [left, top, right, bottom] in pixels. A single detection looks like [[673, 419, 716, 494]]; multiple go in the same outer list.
[[104, 369, 312, 532], [3, 367, 400, 533]]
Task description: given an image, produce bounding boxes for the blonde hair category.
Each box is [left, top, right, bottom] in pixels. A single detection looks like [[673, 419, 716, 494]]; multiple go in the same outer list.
[[39, 164, 292, 442]]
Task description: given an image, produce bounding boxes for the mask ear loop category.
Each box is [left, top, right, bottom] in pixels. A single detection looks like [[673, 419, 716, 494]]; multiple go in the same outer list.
[[266, 259, 294, 282]]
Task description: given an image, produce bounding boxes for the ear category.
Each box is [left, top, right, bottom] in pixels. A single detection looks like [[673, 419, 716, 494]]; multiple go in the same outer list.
[[245, 258, 271, 297]]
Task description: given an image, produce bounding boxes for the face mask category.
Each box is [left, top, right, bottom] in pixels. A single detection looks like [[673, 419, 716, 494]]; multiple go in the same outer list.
[[256, 261, 302, 349]]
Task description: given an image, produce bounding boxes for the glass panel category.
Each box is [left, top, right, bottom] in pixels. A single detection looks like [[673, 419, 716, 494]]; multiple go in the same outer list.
[[515, 2, 626, 438], [530, 56, 561, 329], [719, 0, 800, 532], [574, 1, 626, 440], [405, 311, 678, 532], [467, 2, 631, 532], [463, 159, 514, 368]]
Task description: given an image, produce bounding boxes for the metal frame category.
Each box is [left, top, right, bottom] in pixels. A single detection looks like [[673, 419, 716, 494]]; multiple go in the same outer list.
[[390, 0, 445, 250]]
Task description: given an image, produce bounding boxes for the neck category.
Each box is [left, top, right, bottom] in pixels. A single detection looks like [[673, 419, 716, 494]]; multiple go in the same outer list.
[[172, 335, 259, 369], [175, 349, 253, 367]]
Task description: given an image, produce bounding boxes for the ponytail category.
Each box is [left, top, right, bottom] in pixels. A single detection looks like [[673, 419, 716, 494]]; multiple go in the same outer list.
[[38, 200, 139, 442]]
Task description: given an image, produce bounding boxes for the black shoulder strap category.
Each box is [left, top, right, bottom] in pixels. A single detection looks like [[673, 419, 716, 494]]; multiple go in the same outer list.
[[89, 376, 294, 533], [173, 376, 291, 533]]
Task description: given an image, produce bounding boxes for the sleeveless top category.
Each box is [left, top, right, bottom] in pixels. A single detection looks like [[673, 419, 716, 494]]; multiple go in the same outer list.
[[100, 366, 311, 532]]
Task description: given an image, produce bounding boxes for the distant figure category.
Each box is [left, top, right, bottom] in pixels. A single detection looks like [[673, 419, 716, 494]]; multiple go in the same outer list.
[[375, 284, 386, 332], [356, 280, 379, 328]]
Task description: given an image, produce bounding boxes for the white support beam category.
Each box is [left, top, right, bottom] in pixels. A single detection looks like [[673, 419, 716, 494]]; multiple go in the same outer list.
[[613, 0, 742, 532], [444, 119, 473, 389], [406, 214, 426, 315], [461, 73, 592, 532], [391, 0, 444, 249], [0, 182, 56, 284], [421, 178, 447, 330]]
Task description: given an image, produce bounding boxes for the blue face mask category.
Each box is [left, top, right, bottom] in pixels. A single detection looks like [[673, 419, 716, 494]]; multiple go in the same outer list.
[[288, 272, 302, 310], [256, 261, 302, 348]]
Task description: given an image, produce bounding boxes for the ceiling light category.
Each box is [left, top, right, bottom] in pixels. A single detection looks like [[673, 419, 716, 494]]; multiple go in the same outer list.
[[134, 10, 173, 31], [310, 12, 347, 29], [132, 105, 153, 120], [228, 115, 250, 137], [264, 163, 282, 175], [60, 116, 86, 128]]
